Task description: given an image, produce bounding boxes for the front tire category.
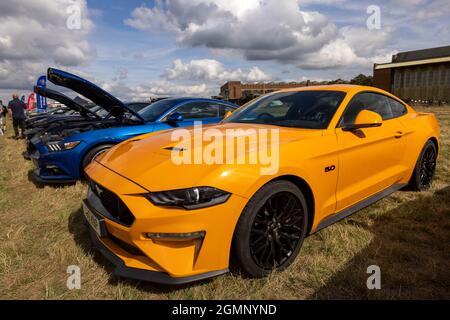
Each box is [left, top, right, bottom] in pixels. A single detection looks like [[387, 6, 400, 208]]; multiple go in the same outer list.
[[408, 140, 437, 191], [82, 144, 114, 170], [231, 180, 308, 278]]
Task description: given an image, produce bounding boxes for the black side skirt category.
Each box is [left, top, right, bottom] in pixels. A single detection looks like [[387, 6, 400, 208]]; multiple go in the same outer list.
[[313, 183, 407, 233]]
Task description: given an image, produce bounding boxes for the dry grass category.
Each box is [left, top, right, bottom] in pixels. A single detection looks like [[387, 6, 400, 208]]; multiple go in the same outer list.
[[0, 108, 449, 300]]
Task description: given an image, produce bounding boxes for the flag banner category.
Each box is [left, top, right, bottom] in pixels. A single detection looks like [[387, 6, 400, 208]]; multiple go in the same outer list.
[[36, 75, 48, 113], [27, 93, 35, 111]]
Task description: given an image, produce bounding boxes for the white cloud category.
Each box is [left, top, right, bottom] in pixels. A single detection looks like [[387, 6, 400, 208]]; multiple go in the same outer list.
[[102, 81, 212, 101], [125, 0, 393, 69], [415, 0, 450, 19], [296, 26, 395, 69], [101, 58, 268, 101], [0, 0, 95, 90], [163, 59, 271, 82]]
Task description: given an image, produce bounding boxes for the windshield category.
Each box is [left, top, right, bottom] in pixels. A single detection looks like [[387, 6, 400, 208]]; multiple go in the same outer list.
[[137, 99, 179, 122], [225, 90, 346, 129], [126, 102, 151, 112]]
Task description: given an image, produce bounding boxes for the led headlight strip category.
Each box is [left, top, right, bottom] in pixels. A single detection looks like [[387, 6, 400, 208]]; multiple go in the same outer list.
[[142, 187, 230, 209], [46, 141, 81, 152]]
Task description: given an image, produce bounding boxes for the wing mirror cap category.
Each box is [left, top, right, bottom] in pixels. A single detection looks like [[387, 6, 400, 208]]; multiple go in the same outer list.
[[343, 110, 382, 131], [166, 112, 184, 123]]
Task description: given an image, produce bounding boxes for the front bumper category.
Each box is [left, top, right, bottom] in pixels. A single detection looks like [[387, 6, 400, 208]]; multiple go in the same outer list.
[[28, 140, 83, 183], [83, 160, 247, 283], [31, 168, 77, 184], [86, 222, 228, 285]]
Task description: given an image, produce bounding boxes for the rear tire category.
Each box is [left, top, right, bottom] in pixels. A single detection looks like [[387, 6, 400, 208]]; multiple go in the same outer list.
[[231, 180, 308, 278], [407, 140, 437, 191]]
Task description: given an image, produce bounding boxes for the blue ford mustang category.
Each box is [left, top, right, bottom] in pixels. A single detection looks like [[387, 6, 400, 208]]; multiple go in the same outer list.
[[29, 68, 238, 184]]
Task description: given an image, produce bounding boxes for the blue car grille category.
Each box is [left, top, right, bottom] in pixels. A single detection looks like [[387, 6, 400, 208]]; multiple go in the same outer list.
[[88, 179, 135, 226]]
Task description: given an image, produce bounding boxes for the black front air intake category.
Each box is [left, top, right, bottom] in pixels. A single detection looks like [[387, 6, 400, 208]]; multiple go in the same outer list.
[[88, 179, 135, 227]]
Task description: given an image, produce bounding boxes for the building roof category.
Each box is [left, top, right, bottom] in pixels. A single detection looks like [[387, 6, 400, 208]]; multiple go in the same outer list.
[[374, 56, 450, 70], [393, 45, 450, 63], [374, 45, 450, 70]]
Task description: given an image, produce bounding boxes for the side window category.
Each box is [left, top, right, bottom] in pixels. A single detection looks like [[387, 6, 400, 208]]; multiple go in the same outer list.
[[340, 92, 393, 126], [219, 104, 236, 116], [387, 97, 407, 118], [172, 102, 220, 119]]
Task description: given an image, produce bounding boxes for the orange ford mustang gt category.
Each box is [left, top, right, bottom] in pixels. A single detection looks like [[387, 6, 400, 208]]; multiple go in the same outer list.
[[83, 85, 439, 284]]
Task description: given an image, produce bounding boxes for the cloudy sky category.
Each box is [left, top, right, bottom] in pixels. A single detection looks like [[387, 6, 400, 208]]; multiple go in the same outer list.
[[0, 0, 449, 102]]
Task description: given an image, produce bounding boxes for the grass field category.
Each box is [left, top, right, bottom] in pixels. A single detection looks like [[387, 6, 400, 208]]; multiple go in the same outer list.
[[0, 108, 449, 300]]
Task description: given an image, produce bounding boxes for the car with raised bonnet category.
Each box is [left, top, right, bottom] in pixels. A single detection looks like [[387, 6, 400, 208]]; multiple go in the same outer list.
[[28, 68, 238, 184], [83, 85, 439, 284]]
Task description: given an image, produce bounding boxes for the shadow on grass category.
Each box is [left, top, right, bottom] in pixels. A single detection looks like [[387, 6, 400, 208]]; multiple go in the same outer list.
[[67, 206, 214, 294], [311, 186, 450, 299], [27, 169, 76, 189]]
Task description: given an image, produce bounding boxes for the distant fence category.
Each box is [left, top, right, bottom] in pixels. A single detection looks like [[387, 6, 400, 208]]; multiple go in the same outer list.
[[405, 99, 448, 107]]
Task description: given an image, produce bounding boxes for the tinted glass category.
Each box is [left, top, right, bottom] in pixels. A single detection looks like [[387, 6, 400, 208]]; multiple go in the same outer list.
[[225, 91, 346, 129], [219, 104, 237, 116], [126, 102, 150, 112], [138, 99, 179, 122], [172, 102, 220, 119], [340, 92, 394, 126], [387, 97, 407, 118]]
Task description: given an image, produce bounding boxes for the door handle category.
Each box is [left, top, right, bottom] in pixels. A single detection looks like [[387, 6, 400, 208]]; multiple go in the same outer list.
[[394, 131, 404, 139]]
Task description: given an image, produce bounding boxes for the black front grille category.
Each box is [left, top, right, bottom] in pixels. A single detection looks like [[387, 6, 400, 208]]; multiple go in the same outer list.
[[89, 179, 135, 226]]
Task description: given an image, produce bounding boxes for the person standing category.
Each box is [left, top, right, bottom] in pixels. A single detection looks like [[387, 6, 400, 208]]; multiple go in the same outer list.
[[0, 100, 7, 135], [8, 93, 27, 139]]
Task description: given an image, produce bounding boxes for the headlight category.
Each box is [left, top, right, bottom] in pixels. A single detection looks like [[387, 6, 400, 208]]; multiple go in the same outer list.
[[143, 187, 230, 209], [46, 141, 81, 152]]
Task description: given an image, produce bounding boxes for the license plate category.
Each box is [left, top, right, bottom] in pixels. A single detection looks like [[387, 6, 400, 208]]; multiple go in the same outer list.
[[83, 201, 106, 237]]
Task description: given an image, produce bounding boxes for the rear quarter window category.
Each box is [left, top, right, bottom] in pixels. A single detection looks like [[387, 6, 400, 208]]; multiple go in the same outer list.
[[387, 97, 407, 118]]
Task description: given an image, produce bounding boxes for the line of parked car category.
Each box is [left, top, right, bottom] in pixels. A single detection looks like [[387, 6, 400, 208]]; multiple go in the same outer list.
[[24, 68, 238, 184]]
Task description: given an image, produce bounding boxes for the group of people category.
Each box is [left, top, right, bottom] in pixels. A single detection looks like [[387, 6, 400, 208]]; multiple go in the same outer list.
[[0, 94, 27, 139]]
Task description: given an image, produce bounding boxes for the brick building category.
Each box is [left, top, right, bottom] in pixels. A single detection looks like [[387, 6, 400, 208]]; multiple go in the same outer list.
[[220, 81, 308, 104], [373, 45, 450, 103]]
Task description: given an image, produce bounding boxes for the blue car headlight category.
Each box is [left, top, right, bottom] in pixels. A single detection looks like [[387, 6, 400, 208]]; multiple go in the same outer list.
[[46, 141, 81, 152], [142, 187, 230, 209]]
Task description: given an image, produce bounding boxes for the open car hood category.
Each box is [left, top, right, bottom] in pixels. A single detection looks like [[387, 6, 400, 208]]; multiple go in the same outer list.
[[47, 68, 144, 122], [34, 86, 101, 120]]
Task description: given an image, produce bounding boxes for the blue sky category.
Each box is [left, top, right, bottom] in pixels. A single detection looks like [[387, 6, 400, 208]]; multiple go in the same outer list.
[[0, 0, 449, 101]]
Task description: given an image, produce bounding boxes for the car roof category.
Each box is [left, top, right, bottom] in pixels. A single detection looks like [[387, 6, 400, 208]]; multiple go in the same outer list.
[[162, 97, 237, 106], [276, 84, 385, 94], [272, 85, 408, 106]]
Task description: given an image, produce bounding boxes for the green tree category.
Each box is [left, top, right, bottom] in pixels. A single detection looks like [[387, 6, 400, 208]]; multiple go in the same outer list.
[[350, 74, 373, 86]]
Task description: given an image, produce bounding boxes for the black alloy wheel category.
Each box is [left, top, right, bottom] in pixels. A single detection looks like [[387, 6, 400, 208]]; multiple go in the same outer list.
[[419, 143, 437, 188], [250, 192, 304, 269], [231, 180, 308, 277], [408, 140, 437, 191]]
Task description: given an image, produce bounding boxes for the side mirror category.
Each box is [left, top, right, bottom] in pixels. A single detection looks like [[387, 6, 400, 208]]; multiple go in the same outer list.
[[223, 110, 233, 119], [166, 112, 184, 123], [343, 110, 382, 131]]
